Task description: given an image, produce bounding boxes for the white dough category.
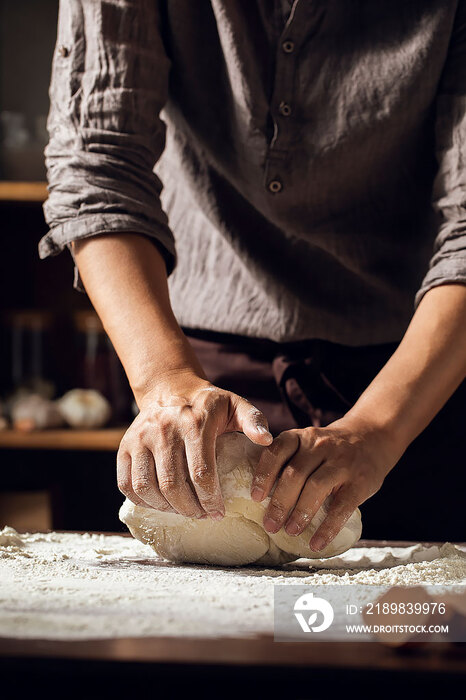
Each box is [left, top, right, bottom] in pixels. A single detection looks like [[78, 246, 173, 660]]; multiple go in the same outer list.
[[119, 432, 362, 566]]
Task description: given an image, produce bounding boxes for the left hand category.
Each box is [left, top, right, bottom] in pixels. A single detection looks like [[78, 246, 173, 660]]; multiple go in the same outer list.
[[250, 418, 401, 552]]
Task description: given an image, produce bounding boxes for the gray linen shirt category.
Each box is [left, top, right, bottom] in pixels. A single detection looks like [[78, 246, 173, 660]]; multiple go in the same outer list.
[[40, 1, 466, 345]]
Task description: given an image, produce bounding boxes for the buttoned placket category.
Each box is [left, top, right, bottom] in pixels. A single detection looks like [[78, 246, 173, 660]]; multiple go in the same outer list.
[[264, 1, 325, 196]]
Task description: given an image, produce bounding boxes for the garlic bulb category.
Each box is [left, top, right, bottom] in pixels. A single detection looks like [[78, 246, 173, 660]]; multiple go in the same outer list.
[[58, 389, 111, 429], [11, 394, 64, 431]]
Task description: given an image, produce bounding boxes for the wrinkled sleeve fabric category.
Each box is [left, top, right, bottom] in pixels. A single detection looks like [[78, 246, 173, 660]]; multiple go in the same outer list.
[[39, 0, 175, 288], [415, 1, 466, 306]]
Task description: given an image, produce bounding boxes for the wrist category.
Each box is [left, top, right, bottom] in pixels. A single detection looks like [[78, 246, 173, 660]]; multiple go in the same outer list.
[[127, 330, 208, 407], [331, 409, 406, 468], [133, 368, 210, 410]]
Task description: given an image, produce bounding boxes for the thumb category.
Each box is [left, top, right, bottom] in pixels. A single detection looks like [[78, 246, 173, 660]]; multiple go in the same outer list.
[[234, 398, 273, 446]]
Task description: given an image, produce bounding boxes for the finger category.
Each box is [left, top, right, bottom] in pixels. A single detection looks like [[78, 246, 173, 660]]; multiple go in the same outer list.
[[156, 436, 205, 518], [131, 449, 174, 511], [250, 430, 300, 503], [284, 464, 339, 536], [263, 451, 324, 534], [309, 488, 359, 552], [231, 397, 273, 446], [117, 448, 146, 506], [185, 422, 225, 520]]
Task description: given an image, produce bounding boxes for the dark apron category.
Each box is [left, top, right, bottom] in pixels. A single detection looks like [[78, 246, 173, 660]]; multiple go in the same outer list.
[[185, 328, 465, 542]]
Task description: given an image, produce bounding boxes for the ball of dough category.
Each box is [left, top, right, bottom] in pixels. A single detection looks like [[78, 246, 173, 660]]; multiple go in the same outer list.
[[119, 432, 362, 566]]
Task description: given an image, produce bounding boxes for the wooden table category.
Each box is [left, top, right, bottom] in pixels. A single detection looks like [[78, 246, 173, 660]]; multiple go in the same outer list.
[[0, 635, 464, 700], [0, 538, 464, 699]]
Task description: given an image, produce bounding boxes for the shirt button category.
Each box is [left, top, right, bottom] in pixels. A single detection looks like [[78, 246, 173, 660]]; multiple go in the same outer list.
[[282, 40, 295, 54], [279, 101, 292, 117], [268, 179, 283, 194], [57, 45, 69, 58]]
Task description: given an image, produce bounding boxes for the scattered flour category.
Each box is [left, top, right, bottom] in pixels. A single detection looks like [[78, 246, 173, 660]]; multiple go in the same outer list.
[[0, 527, 464, 640]]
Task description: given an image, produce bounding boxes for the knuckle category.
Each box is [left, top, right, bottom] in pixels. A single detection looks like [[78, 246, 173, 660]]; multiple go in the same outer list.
[[132, 476, 153, 496], [350, 468, 367, 489], [297, 428, 318, 447], [269, 429, 300, 456], [117, 477, 132, 497], [182, 413, 207, 439], [199, 387, 225, 407], [191, 412, 207, 431], [191, 463, 212, 485], [156, 419, 172, 440], [306, 473, 323, 491], [310, 466, 335, 487], [252, 472, 268, 489], [254, 464, 274, 486], [267, 437, 286, 458], [336, 462, 351, 479], [282, 463, 302, 481], [156, 413, 173, 439], [313, 435, 330, 451], [134, 428, 148, 443], [293, 507, 313, 525], [268, 499, 287, 520], [158, 474, 180, 495]]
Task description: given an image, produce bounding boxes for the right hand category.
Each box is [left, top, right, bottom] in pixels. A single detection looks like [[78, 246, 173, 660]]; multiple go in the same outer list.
[[117, 371, 273, 520]]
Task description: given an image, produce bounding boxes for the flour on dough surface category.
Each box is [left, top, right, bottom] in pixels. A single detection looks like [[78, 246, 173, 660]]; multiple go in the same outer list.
[[120, 432, 362, 565], [0, 527, 464, 641]]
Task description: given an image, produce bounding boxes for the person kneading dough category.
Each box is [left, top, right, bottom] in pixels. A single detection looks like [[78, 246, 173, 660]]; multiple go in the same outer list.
[[120, 433, 362, 566], [41, 3, 466, 550]]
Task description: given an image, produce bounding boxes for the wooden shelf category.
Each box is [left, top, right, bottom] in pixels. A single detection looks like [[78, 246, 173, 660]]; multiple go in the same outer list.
[[0, 181, 48, 202], [0, 428, 126, 451]]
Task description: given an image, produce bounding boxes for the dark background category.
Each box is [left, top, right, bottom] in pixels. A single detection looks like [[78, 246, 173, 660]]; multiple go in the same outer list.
[[0, 0, 126, 533], [0, 0, 464, 541]]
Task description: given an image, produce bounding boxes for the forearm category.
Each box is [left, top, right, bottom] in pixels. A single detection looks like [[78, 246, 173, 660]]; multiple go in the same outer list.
[[254, 284, 466, 549], [73, 234, 205, 405], [343, 284, 466, 455]]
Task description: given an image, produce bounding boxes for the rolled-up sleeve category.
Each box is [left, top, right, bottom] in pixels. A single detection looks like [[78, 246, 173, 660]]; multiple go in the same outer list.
[[415, 2, 466, 307], [39, 0, 175, 287]]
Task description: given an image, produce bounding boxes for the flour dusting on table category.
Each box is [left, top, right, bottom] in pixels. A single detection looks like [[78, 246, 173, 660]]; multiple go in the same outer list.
[[0, 527, 464, 640]]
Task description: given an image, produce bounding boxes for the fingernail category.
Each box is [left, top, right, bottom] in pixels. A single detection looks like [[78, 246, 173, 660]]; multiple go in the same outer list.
[[251, 487, 265, 502], [210, 511, 224, 521], [264, 518, 280, 533], [256, 426, 273, 441], [285, 522, 300, 536], [310, 537, 325, 551]]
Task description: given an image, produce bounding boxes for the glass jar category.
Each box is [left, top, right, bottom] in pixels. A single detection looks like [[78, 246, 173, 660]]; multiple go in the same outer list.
[[74, 311, 132, 424], [7, 310, 54, 398]]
